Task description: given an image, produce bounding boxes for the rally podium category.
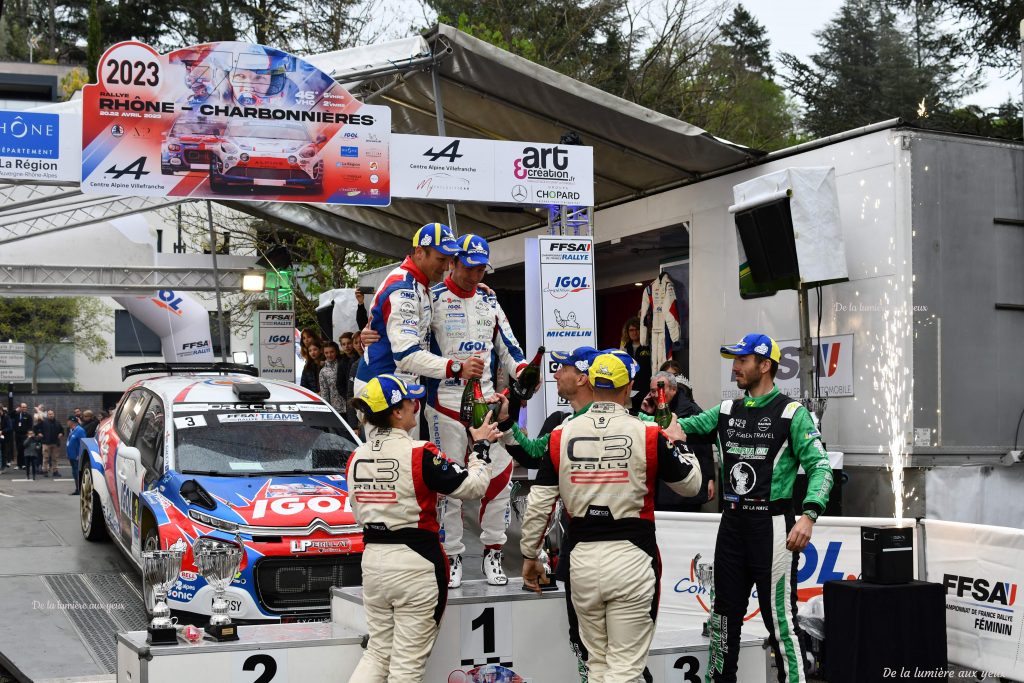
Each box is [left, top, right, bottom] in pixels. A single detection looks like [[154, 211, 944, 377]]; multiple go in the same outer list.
[[333, 579, 770, 682], [332, 578, 580, 681], [116, 623, 365, 683], [116, 579, 769, 682]]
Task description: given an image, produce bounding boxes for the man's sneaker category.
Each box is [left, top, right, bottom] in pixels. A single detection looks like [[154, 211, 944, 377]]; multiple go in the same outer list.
[[483, 549, 508, 586], [448, 554, 463, 589]]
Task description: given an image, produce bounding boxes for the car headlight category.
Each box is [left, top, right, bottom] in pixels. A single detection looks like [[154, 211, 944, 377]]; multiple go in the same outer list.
[[287, 155, 297, 164], [299, 145, 316, 159], [221, 142, 239, 155], [189, 509, 240, 532], [239, 153, 250, 162], [168, 143, 181, 152]]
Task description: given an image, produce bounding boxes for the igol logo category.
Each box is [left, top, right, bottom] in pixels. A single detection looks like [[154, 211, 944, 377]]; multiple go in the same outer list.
[[944, 574, 1018, 606], [152, 290, 184, 316], [543, 276, 590, 299]]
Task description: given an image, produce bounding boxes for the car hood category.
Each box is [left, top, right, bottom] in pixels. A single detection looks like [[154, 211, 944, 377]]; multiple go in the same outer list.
[[182, 473, 354, 528], [229, 136, 307, 154]]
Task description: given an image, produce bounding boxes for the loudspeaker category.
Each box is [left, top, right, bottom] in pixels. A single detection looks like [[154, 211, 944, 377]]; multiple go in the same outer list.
[[861, 526, 914, 584], [734, 196, 800, 296], [315, 302, 334, 341]]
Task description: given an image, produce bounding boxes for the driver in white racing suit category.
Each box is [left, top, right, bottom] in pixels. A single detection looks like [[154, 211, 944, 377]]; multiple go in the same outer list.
[[424, 234, 527, 588]]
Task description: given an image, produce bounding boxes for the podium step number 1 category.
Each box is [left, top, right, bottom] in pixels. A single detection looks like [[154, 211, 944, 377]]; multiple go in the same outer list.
[[460, 603, 513, 668]]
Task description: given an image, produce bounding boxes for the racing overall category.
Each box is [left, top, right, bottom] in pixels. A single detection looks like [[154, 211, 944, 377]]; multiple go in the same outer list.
[[521, 402, 701, 683], [355, 257, 450, 394], [678, 387, 832, 683], [347, 427, 491, 683], [419, 277, 527, 556]]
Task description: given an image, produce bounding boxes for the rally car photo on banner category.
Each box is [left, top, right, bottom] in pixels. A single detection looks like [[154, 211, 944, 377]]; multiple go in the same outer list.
[[79, 364, 364, 623], [81, 41, 390, 205]]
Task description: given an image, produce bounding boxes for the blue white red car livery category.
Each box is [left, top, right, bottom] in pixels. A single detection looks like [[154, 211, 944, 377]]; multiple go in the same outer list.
[[79, 365, 363, 622]]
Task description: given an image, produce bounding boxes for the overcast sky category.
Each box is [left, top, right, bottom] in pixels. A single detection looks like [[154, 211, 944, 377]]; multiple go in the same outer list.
[[739, 0, 1020, 109]]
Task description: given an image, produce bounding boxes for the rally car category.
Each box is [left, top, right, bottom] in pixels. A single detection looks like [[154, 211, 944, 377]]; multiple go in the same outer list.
[[208, 120, 324, 193], [160, 117, 226, 175], [79, 362, 363, 623]]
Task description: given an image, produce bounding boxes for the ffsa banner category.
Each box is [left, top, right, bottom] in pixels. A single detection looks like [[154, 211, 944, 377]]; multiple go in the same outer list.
[[922, 519, 1024, 679], [82, 41, 390, 205]]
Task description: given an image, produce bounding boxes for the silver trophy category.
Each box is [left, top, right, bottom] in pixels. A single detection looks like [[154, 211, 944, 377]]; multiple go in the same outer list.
[[142, 548, 184, 645], [694, 553, 715, 638], [194, 535, 244, 641]]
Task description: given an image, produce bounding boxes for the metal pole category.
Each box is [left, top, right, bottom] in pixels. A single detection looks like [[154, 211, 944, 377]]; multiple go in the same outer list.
[[797, 285, 814, 399], [1020, 20, 1024, 142], [430, 65, 459, 233], [206, 200, 228, 363]]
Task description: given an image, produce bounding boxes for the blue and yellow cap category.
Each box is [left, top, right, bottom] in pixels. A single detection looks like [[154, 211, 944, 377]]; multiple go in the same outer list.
[[412, 222, 460, 255], [457, 234, 491, 267], [588, 350, 639, 389], [355, 374, 426, 414], [550, 346, 600, 373], [720, 333, 781, 363]]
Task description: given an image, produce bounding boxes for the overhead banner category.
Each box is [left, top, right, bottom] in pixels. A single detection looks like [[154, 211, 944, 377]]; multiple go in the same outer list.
[[391, 134, 594, 206], [721, 333, 855, 399], [922, 519, 1024, 679], [82, 41, 390, 205], [0, 110, 80, 182]]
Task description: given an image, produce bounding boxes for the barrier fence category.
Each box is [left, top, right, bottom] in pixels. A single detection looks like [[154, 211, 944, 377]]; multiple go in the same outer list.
[[654, 512, 1024, 679]]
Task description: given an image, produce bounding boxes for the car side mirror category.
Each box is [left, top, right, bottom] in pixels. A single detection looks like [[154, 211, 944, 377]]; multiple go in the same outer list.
[[118, 445, 142, 466]]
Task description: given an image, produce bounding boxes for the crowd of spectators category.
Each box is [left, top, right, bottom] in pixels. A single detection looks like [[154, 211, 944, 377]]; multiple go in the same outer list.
[[1, 403, 105, 490], [298, 290, 368, 430]]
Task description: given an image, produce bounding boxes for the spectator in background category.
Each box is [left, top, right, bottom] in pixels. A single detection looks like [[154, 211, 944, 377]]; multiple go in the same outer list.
[[1, 406, 12, 470], [80, 410, 100, 438], [299, 328, 322, 361], [319, 341, 347, 415], [14, 403, 31, 469], [39, 409, 64, 478], [346, 332, 365, 430], [66, 416, 85, 495], [641, 370, 716, 512], [620, 316, 652, 414], [73, 408, 83, 420], [300, 340, 323, 393], [24, 419, 42, 480]]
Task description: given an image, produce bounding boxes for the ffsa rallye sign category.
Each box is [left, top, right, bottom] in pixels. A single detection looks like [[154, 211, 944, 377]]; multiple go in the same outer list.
[[82, 41, 390, 205]]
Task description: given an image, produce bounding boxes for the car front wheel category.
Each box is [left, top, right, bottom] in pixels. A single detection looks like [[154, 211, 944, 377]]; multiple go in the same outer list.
[[80, 465, 107, 542]]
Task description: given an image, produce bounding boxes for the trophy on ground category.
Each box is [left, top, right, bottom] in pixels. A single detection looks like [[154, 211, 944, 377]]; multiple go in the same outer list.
[[194, 534, 244, 642], [142, 547, 184, 645], [694, 553, 715, 638]]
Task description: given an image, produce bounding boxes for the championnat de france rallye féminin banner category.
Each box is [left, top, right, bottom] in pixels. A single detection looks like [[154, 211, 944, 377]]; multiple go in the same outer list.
[[81, 41, 390, 205]]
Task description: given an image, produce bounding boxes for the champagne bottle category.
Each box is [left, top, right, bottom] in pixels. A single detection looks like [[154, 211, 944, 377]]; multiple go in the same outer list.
[[460, 377, 479, 426], [512, 346, 546, 401], [471, 380, 490, 428], [655, 380, 673, 428]]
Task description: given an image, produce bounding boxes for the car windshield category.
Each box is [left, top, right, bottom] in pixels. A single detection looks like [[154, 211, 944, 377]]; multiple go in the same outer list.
[[173, 404, 357, 475], [171, 120, 224, 136], [226, 121, 308, 141]]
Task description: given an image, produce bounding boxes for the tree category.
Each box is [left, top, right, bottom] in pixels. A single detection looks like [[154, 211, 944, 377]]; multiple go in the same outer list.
[[781, 0, 976, 138], [719, 3, 773, 78], [892, 0, 1024, 71], [0, 297, 111, 393], [85, 0, 100, 81]]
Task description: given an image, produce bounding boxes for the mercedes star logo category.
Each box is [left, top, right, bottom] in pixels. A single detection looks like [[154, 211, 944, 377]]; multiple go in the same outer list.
[[511, 185, 528, 202]]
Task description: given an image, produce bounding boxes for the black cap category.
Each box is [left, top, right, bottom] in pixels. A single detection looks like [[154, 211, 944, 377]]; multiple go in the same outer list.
[[67, 415, 79, 423]]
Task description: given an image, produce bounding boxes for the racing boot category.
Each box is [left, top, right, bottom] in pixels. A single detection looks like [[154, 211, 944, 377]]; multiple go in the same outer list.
[[483, 549, 508, 586], [448, 554, 463, 589]]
